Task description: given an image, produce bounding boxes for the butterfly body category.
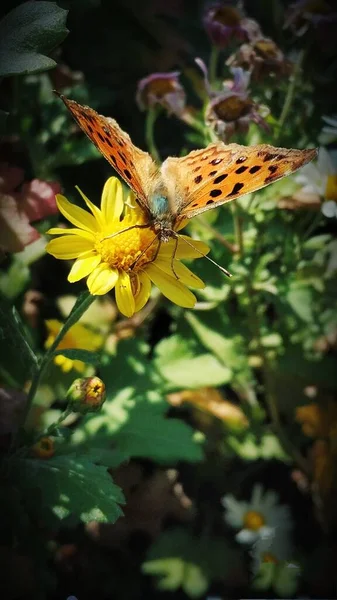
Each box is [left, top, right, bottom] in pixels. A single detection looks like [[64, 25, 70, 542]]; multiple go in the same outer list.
[[56, 92, 317, 251]]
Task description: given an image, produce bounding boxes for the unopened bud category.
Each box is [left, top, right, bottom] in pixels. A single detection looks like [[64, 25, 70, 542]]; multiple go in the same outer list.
[[31, 436, 55, 459], [67, 376, 106, 413]]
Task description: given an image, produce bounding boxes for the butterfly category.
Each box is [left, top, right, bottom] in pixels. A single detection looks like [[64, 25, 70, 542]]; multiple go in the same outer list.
[[56, 92, 316, 274]]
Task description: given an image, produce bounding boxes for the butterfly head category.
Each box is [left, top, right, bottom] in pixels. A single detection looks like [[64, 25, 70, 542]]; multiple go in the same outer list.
[[149, 191, 176, 242]]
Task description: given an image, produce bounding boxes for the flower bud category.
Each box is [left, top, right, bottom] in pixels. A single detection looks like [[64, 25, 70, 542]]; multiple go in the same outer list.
[[31, 436, 55, 459], [67, 376, 106, 413]]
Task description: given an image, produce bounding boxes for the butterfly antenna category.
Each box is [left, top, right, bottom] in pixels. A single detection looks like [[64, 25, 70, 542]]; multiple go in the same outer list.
[[102, 223, 150, 241], [177, 234, 232, 278]]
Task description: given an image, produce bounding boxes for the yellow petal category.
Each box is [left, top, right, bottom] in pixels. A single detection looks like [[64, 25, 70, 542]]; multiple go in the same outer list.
[[68, 252, 101, 282], [134, 272, 152, 311], [155, 258, 205, 289], [159, 236, 210, 260], [56, 194, 98, 233], [101, 177, 124, 223], [115, 271, 135, 317], [75, 186, 104, 229], [87, 263, 119, 295], [47, 227, 95, 241], [46, 236, 93, 259], [146, 263, 196, 308]]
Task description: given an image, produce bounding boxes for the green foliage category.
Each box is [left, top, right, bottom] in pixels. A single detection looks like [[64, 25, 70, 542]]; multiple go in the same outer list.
[[1, 1, 336, 598], [13, 455, 124, 525], [0, 293, 38, 386], [0, 1, 68, 77]]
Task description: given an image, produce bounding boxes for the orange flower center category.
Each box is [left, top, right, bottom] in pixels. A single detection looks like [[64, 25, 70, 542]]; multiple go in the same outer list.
[[96, 223, 159, 272], [255, 39, 279, 59], [243, 510, 265, 530], [262, 552, 279, 564], [143, 78, 177, 100], [325, 175, 337, 201], [214, 6, 242, 26], [215, 95, 252, 121]]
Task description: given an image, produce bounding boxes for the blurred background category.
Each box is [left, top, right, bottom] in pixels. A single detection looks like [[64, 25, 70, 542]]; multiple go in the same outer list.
[[0, 1, 337, 599]]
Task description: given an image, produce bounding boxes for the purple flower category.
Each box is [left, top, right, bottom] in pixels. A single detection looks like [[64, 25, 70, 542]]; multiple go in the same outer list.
[[227, 37, 293, 81], [136, 71, 186, 116], [285, 0, 336, 35], [205, 67, 269, 142], [203, 2, 261, 48]]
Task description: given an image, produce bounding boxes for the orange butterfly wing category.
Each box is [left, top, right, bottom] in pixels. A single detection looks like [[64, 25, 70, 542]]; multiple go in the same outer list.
[[162, 143, 317, 222], [56, 93, 158, 211]]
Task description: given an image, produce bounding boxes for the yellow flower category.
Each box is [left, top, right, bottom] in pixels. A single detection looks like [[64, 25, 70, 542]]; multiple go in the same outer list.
[[45, 319, 103, 373], [46, 177, 209, 317]]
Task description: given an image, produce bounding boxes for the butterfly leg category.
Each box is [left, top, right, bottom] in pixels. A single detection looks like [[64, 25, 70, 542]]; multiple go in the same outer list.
[[170, 233, 180, 280], [129, 233, 161, 271]]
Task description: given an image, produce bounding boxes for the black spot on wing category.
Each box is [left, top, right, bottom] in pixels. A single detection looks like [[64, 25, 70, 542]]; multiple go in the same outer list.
[[210, 157, 222, 165], [206, 199, 215, 205], [214, 174, 228, 184], [236, 156, 247, 164], [249, 165, 261, 174], [235, 165, 248, 174], [124, 168, 132, 179], [268, 165, 278, 174], [227, 182, 244, 197], [210, 189, 222, 198], [118, 151, 126, 164], [194, 175, 202, 184]]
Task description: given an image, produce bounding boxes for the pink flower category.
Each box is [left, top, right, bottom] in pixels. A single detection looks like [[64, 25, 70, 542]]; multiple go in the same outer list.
[[0, 163, 60, 253], [196, 62, 269, 142], [203, 2, 261, 48], [136, 71, 186, 116]]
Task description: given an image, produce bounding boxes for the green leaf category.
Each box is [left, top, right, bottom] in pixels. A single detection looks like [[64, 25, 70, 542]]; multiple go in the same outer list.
[[53, 348, 101, 366], [287, 282, 313, 323], [0, 294, 38, 385], [71, 399, 204, 464], [154, 335, 231, 389], [113, 402, 204, 463], [15, 455, 124, 525], [0, 1, 68, 77]]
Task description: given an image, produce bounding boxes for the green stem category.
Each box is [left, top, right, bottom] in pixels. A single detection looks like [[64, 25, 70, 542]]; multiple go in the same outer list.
[[145, 107, 161, 163], [246, 285, 310, 475], [208, 46, 219, 86], [277, 49, 305, 139], [195, 215, 237, 253], [17, 292, 95, 441], [231, 204, 244, 257]]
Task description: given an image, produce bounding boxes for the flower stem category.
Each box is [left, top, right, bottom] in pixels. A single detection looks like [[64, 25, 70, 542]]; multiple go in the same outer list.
[[209, 46, 219, 86], [145, 107, 161, 163], [231, 204, 244, 256], [195, 215, 237, 253], [17, 292, 95, 443], [246, 284, 310, 475], [277, 49, 305, 139]]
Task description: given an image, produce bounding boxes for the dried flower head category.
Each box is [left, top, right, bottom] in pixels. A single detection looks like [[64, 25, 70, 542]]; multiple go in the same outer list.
[[227, 37, 293, 81]]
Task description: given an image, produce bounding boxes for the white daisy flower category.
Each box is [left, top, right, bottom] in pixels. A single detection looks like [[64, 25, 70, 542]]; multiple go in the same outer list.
[[222, 484, 292, 545], [251, 531, 300, 597], [251, 527, 292, 571], [295, 147, 337, 217], [319, 115, 337, 145]]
